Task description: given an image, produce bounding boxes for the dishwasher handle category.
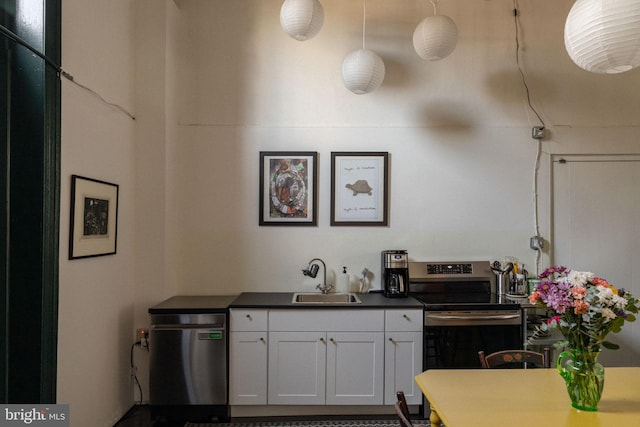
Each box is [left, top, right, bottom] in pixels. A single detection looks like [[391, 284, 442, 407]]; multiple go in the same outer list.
[[151, 323, 225, 330]]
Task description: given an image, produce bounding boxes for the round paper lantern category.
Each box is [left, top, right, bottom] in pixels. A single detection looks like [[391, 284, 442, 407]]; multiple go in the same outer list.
[[280, 0, 324, 41], [413, 15, 459, 61], [341, 49, 386, 95], [565, 0, 640, 74]]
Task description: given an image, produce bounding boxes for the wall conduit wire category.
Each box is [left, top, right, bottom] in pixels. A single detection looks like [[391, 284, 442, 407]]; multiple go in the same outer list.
[[0, 23, 135, 120]]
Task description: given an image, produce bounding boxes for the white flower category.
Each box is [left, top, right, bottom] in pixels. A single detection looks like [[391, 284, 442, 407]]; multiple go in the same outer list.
[[598, 307, 616, 321], [568, 270, 593, 286], [595, 286, 614, 302], [612, 294, 628, 310]]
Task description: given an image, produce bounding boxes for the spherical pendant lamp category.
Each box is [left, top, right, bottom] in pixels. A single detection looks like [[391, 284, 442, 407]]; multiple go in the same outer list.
[[341, 0, 385, 95], [280, 0, 324, 41], [342, 49, 386, 95], [564, 0, 640, 74], [413, 14, 458, 61]]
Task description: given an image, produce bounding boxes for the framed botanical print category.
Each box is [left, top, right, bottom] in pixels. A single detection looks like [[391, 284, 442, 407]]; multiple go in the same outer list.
[[69, 175, 119, 259], [331, 152, 389, 226], [259, 151, 318, 226]]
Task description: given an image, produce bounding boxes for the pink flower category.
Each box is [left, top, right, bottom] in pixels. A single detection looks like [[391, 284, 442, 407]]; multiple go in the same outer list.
[[547, 315, 560, 325], [574, 300, 590, 315], [572, 286, 587, 300], [529, 291, 541, 304], [592, 277, 610, 287]]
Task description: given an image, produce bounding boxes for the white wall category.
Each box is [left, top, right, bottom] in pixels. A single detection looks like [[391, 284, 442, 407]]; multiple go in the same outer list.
[[58, 0, 640, 425], [168, 0, 639, 298], [59, 1, 137, 426]]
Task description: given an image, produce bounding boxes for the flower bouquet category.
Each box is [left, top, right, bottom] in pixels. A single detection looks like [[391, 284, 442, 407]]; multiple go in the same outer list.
[[528, 266, 639, 411]]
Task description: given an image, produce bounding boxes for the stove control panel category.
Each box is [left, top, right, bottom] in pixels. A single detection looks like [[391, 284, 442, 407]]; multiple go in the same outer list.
[[426, 263, 473, 275]]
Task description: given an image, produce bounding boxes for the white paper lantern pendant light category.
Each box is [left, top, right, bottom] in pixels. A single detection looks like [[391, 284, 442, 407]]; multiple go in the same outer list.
[[413, 0, 459, 61], [342, 0, 386, 94], [564, 0, 640, 74], [280, 0, 324, 41]]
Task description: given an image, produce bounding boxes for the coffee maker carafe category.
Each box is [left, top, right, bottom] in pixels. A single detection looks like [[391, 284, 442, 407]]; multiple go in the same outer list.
[[382, 250, 409, 298]]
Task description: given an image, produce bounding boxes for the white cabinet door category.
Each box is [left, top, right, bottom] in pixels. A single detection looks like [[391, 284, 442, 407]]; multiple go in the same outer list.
[[384, 331, 423, 405], [268, 331, 327, 405], [326, 332, 384, 405], [229, 331, 267, 405]]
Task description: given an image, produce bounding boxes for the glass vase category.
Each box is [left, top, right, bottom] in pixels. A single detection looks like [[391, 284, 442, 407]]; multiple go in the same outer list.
[[557, 349, 605, 411]]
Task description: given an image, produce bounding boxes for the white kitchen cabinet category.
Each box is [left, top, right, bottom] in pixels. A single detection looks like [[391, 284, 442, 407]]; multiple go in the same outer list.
[[229, 309, 268, 405], [326, 331, 384, 405], [231, 307, 423, 408], [384, 310, 424, 405], [268, 309, 385, 405], [268, 331, 327, 405]]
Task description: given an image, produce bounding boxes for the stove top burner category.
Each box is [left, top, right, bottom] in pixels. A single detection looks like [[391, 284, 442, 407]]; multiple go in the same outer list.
[[411, 292, 521, 311], [412, 292, 491, 305]]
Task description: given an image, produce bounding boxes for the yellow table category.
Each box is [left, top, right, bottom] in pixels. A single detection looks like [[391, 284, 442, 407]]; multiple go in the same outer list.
[[415, 367, 640, 427]]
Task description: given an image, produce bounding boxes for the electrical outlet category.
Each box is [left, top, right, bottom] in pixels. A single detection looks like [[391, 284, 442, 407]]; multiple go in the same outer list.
[[530, 236, 545, 250], [531, 126, 545, 140], [136, 328, 149, 348]]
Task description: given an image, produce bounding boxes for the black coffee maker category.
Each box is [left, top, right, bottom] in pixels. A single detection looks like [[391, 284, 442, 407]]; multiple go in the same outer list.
[[382, 250, 409, 298]]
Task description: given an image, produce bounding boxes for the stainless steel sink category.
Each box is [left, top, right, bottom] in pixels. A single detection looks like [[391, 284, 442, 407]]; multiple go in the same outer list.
[[292, 292, 362, 304]]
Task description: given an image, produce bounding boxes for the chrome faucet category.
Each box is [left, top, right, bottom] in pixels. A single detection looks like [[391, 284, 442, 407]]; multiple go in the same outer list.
[[302, 258, 334, 294]]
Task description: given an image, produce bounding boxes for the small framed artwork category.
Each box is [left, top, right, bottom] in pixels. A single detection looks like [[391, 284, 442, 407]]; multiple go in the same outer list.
[[69, 175, 119, 259], [260, 151, 318, 226], [331, 152, 389, 226]]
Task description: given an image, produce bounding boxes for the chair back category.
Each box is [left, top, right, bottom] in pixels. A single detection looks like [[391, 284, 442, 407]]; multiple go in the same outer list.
[[395, 391, 413, 427], [478, 348, 551, 369]]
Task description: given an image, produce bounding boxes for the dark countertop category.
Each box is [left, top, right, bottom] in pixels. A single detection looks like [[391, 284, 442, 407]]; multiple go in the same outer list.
[[148, 292, 424, 313], [229, 291, 424, 309], [148, 295, 238, 314], [148, 292, 532, 313]]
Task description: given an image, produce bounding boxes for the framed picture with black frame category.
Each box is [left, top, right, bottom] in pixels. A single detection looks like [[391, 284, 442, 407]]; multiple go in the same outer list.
[[259, 151, 318, 226], [69, 175, 119, 259], [331, 152, 389, 226]]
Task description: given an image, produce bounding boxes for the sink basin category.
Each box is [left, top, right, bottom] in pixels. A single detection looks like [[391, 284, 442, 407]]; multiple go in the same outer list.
[[292, 293, 362, 304]]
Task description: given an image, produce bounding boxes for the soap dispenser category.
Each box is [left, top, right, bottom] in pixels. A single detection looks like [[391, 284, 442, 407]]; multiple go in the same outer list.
[[337, 266, 350, 293]]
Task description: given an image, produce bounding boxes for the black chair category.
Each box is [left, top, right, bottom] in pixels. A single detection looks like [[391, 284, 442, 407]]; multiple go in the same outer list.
[[395, 391, 412, 427], [478, 348, 551, 369]]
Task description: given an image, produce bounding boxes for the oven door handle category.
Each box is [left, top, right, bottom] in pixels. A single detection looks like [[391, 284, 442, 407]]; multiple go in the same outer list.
[[426, 313, 521, 321]]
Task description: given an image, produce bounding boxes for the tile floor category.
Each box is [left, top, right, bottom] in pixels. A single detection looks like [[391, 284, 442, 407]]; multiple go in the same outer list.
[[113, 406, 426, 427]]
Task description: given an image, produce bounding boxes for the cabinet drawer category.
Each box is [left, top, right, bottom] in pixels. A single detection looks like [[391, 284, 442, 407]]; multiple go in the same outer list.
[[230, 309, 268, 331], [385, 310, 423, 332], [269, 309, 384, 332]]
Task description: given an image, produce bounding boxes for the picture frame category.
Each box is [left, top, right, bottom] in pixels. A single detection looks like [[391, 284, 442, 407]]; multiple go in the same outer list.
[[259, 151, 318, 226], [331, 152, 389, 226], [69, 175, 119, 259]]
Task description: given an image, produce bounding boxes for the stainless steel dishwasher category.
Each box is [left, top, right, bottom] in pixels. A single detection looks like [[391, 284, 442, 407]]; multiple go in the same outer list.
[[150, 312, 227, 404], [149, 295, 235, 423]]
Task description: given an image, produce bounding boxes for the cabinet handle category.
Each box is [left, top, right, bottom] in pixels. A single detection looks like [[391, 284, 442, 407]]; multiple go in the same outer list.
[[320, 337, 325, 342], [259, 337, 265, 343], [403, 314, 409, 320], [246, 314, 252, 320], [329, 337, 335, 343], [389, 337, 394, 343]]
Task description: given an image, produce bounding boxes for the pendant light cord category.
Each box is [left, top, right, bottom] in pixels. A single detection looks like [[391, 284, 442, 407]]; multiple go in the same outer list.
[[430, 0, 439, 15], [362, 0, 367, 50]]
